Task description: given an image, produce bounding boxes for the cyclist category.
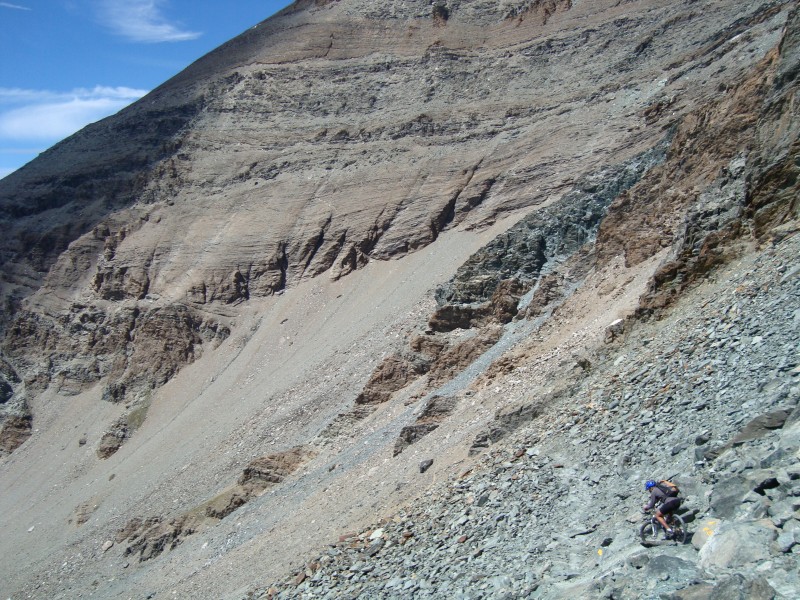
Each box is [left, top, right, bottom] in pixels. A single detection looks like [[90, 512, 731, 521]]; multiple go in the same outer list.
[[642, 479, 682, 538]]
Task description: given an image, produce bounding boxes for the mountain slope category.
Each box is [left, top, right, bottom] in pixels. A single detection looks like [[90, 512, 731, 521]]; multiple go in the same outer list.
[[0, 1, 797, 598]]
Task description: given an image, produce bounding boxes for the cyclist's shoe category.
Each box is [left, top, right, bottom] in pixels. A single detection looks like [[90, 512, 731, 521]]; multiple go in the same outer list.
[[664, 528, 674, 540]]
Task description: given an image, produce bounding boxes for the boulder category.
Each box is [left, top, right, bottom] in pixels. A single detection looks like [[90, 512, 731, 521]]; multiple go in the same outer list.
[[710, 470, 787, 519], [709, 574, 777, 600], [645, 554, 702, 583], [709, 475, 749, 519], [698, 520, 777, 570], [605, 319, 625, 343], [731, 409, 792, 446], [672, 575, 777, 600], [691, 517, 724, 550]]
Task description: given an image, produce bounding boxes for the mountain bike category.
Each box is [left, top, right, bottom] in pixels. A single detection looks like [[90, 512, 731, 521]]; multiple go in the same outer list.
[[639, 510, 687, 544]]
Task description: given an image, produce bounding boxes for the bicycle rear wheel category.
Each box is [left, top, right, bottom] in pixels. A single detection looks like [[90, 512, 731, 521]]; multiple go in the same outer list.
[[669, 514, 687, 544], [639, 521, 661, 543]]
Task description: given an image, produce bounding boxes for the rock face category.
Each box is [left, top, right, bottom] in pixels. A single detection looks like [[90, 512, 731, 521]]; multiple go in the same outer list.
[[435, 140, 670, 306], [0, 1, 798, 599]]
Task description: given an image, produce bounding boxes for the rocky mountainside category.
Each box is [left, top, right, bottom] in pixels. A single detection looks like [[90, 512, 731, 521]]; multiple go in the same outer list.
[[268, 226, 800, 600], [0, 0, 798, 598]]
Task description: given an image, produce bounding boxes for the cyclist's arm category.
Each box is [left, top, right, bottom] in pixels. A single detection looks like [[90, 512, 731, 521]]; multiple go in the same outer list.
[[643, 489, 659, 510]]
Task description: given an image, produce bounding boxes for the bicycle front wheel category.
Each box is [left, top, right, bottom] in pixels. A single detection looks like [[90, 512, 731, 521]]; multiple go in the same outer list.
[[639, 521, 661, 543]]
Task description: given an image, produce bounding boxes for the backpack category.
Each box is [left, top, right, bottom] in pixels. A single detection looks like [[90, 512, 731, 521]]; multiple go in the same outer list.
[[657, 480, 680, 497]]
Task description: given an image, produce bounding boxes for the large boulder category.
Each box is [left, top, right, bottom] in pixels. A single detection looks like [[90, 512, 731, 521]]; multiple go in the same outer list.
[[698, 520, 777, 570], [671, 574, 777, 600], [710, 470, 789, 519], [692, 517, 725, 551]]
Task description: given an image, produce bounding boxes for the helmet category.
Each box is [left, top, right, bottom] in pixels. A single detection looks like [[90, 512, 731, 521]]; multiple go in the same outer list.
[[645, 480, 657, 490]]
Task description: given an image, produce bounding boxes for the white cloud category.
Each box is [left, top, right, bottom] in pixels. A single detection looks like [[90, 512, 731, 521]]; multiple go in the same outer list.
[[0, 2, 31, 10], [0, 86, 148, 141], [98, 0, 201, 43]]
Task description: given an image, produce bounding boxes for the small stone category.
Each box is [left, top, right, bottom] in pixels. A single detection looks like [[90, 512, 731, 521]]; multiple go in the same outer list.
[[365, 538, 384, 557], [671, 442, 688, 456], [102, 540, 114, 553], [419, 459, 434, 473]]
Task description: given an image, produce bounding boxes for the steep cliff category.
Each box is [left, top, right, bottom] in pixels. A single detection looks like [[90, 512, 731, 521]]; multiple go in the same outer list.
[[0, 1, 797, 598]]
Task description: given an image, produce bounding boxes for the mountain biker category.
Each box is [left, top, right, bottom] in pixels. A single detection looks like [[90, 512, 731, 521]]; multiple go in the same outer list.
[[642, 479, 682, 538]]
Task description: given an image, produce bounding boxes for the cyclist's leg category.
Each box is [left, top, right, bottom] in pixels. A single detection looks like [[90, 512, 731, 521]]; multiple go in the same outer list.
[[659, 498, 681, 535], [654, 508, 670, 531]]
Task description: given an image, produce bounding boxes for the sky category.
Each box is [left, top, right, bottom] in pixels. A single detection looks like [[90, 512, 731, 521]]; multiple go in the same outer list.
[[0, 0, 294, 179]]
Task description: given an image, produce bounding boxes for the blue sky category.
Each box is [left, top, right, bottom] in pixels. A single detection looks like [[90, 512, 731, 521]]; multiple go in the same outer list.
[[0, 0, 293, 179]]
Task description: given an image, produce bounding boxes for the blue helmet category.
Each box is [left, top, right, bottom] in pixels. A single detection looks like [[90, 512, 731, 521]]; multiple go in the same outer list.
[[645, 480, 657, 490]]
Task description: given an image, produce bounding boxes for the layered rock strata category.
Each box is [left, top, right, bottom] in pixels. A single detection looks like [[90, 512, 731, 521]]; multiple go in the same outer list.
[[0, 1, 797, 599]]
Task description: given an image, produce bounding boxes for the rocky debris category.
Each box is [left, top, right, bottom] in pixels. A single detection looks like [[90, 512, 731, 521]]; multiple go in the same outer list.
[[239, 447, 314, 489], [394, 395, 458, 456], [261, 226, 800, 599], [120, 515, 197, 563], [319, 352, 428, 440], [327, 321, 501, 443], [213, 446, 316, 517], [469, 396, 547, 455], [410, 334, 448, 361], [317, 404, 377, 441], [522, 273, 564, 319], [604, 318, 625, 344]]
